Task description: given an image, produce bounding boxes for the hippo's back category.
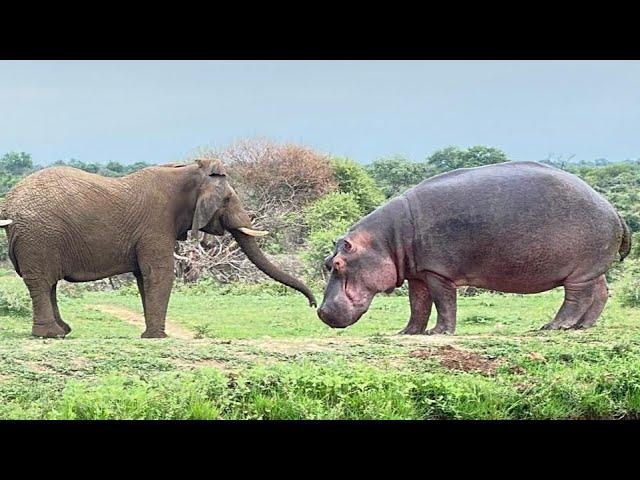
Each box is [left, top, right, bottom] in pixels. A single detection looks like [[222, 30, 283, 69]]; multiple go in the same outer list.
[[404, 161, 624, 292]]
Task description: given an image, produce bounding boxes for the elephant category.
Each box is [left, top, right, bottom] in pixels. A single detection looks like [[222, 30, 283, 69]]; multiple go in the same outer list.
[[0, 158, 316, 338]]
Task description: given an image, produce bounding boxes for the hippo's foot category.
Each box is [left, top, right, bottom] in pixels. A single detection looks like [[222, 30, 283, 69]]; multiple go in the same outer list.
[[425, 325, 454, 335], [398, 323, 426, 335], [32, 322, 67, 339]]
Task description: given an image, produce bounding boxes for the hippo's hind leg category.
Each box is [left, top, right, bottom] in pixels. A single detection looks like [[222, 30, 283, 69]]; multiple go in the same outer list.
[[424, 273, 457, 335], [574, 275, 608, 329], [399, 279, 433, 334], [541, 278, 598, 330]]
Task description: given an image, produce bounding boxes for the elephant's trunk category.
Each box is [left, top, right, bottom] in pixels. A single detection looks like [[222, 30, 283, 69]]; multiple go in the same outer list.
[[230, 229, 317, 307]]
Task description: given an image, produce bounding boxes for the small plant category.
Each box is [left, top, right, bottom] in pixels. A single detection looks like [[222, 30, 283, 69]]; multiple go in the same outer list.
[[193, 324, 210, 339], [463, 314, 496, 325]]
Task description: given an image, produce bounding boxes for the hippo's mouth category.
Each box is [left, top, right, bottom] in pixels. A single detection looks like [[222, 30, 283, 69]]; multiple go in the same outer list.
[[343, 276, 368, 309]]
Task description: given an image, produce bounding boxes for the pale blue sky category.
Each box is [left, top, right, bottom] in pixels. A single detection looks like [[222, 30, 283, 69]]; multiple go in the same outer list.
[[1, 60, 639, 165]]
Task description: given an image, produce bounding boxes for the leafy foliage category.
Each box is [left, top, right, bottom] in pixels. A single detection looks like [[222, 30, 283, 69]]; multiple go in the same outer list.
[[330, 157, 385, 214], [366, 156, 432, 198], [51, 159, 152, 177], [617, 259, 640, 308], [426, 145, 509, 174], [301, 192, 363, 277]]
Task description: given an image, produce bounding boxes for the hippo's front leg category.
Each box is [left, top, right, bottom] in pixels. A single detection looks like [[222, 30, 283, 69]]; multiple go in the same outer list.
[[424, 273, 457, 335], [399, 279, 433, 334]]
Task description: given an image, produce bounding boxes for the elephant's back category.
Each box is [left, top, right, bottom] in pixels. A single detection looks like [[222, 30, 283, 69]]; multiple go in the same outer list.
[[5, 167, 123, 219], [3, 166, 137, 251]]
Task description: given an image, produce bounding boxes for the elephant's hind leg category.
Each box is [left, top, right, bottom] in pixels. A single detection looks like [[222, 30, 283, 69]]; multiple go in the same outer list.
[[541, 278, 597, 330], [25, 277, 66, 338], [50, 283, 71, 335], [574, 275, 608, 329]]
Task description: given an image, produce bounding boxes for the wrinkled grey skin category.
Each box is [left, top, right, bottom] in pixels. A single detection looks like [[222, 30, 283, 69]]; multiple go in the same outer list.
[[0, 159, 316, 339], [318, 161, 631, 334]]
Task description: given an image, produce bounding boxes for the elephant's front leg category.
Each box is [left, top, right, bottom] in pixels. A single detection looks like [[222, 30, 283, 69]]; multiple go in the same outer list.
[[136, 245, 175, 339], [399, 279, 433, 334]]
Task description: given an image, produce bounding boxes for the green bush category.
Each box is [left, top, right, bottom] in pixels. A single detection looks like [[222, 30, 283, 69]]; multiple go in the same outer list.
[[366, 156, 433, 199], [331, 157, 385, 214], [0, 283, 31, 316], [301, 192, 363, 276], [616, 259, 640, 307], [0, 235, 8, 262]]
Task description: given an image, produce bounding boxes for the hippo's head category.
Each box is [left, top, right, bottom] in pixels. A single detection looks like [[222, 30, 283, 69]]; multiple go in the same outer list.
[[317, 230, 398, 328]]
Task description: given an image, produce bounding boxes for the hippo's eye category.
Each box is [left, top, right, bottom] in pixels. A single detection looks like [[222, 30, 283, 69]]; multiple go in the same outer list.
[[343, 239, 353, 253]]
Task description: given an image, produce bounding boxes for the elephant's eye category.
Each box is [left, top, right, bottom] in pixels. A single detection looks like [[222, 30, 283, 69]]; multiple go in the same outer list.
[[209, 172, 226, 177]]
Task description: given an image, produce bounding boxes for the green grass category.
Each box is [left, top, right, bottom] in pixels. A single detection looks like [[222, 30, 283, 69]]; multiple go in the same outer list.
[[1, 270, 640, 419]]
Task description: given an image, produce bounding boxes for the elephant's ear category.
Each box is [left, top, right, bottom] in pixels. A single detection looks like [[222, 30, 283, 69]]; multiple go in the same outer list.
[[191, 186, 226, 232], [196, 158, 226, 177]]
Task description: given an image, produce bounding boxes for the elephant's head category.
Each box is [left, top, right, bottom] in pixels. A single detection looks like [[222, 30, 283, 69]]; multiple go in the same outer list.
[[189, 158, 317, 307]]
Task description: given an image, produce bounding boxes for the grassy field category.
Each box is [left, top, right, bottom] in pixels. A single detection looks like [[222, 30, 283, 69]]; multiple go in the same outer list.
[[1, 268, 640, 420]]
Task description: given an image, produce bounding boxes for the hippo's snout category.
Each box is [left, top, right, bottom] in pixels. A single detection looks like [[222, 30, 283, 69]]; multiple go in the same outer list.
[[317, 303, 365, 329], [317, 306, 348, 328]]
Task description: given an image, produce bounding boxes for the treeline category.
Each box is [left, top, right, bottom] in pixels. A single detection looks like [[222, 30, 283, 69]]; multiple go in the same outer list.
[[1, 143, 640, 286], [0, 152, 152, 196]]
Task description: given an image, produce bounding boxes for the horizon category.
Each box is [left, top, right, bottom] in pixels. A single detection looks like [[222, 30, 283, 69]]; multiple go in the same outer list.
[[2, 60, 639, 165]]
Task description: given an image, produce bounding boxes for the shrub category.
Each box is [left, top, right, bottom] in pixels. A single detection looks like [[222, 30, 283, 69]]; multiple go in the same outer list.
[[330, 157, 385, 214], [616, 259, 640, 307], [301, 192, 362, 277], [0, 283, 31, 316]]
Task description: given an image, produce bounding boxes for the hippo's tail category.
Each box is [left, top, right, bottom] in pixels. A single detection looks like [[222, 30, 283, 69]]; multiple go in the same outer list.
[[617, 211, 632, 262]]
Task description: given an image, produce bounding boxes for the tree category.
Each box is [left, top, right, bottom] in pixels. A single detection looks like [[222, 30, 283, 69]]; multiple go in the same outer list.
[[366, 156, 432, 198], [105, 161, 125, 175], [0, 152, 33, 177], [331, 157, 385, 214], [426, 145, 509, 173]]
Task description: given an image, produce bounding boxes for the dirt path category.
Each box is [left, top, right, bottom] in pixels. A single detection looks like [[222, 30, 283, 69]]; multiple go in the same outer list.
[[92, 304, 194, 340]]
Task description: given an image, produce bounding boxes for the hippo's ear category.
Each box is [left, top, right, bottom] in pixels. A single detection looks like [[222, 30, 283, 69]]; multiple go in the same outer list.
[[323, 254, 334, 272]]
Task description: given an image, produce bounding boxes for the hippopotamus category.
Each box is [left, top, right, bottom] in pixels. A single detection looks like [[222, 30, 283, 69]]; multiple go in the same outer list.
[[317, 161, 631, 334]]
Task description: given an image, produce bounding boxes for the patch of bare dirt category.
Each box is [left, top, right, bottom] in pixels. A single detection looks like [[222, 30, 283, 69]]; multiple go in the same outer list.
[[410, 345, 503, 375], [91, 305, 194, 340], [24, 360, 57, 374]]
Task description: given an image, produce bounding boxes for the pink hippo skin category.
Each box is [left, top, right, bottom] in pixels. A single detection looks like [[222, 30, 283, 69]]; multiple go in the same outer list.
[[317, 161, 631, 334]]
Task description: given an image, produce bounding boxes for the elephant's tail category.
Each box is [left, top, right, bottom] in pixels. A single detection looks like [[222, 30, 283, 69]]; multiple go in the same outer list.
[[617, 211, 632, 262]]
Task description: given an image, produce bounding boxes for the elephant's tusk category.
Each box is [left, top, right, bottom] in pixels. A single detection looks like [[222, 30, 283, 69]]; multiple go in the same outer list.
[[0, 219, 13, 227], [237, 227, 269, 237]]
